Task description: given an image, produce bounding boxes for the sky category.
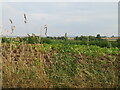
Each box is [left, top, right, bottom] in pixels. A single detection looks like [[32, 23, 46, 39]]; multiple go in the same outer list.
[[2, 2, 118, 37], [0, 0, 119, 2]]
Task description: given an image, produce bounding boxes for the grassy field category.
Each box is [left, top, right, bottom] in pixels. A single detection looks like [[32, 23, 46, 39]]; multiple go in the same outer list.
[[2, 39, 120, 88]]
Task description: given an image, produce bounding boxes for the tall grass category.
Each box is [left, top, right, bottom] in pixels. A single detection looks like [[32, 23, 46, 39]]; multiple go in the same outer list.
[[2, 44, 50, 88]]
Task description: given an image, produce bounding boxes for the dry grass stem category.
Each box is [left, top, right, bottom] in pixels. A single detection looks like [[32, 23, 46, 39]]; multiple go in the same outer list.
[[44, 24, 47, 37], [24, 14, 27, 24]]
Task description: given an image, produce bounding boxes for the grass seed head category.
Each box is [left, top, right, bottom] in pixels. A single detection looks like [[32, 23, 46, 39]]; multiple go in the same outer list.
[[11, 26, 15, 34], [32, 33, 36, 37], [9, 19, 13, 24], [27, 33, 30, 37], [24, 13, 27, 24], [44, 24, 47, 36]]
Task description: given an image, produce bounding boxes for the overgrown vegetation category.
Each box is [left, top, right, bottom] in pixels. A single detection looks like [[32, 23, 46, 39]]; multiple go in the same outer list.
[[2, 36, 120, 88], [2, 36, 118, 48]]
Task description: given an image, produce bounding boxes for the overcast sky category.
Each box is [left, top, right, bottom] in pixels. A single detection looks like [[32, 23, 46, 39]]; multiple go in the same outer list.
[[2, 2, 118, 37]]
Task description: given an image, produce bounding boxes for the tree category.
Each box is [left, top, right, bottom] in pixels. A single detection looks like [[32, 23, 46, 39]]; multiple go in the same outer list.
[[74, 36, 79, 40], [111, 35, 114, 37], [96, 34, 101, 39]]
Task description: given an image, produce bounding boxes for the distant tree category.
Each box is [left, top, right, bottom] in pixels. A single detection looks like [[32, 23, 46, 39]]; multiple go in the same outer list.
[[80, 36, 88, 40], [111, 35, 114, 37], [88, 36, 96, 40], [74, 36, 88, 40], [54, 37, 57, 39], [74, 36, 79, 40], [57, 36, 65, 40], [96, 34, 101, 39]]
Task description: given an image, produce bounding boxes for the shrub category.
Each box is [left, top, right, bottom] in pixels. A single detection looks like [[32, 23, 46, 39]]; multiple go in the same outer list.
[[41, 38, 52, 44]]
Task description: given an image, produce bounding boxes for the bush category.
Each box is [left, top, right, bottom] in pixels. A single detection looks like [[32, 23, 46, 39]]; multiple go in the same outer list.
[[2, 37, 10, 43], [41, 38, 52, 44], [22, 36, 40, 44]]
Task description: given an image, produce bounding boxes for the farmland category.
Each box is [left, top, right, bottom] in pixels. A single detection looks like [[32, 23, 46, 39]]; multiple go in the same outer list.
[[1, 36, 120, 88]]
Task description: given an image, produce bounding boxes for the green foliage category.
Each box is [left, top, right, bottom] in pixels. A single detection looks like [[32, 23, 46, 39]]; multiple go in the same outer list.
[[41, 43, 119, 88], [41, 38, 52, 44], [1, 36, 118, 48], [117, 39, 120, 48], [96, 34, 101, 39], [22, 36, 40, 44], [75, 35, 101, 41], [2, 37, 10, 43], [74, 36, 118, 47], [75, 36, 88, 40]]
